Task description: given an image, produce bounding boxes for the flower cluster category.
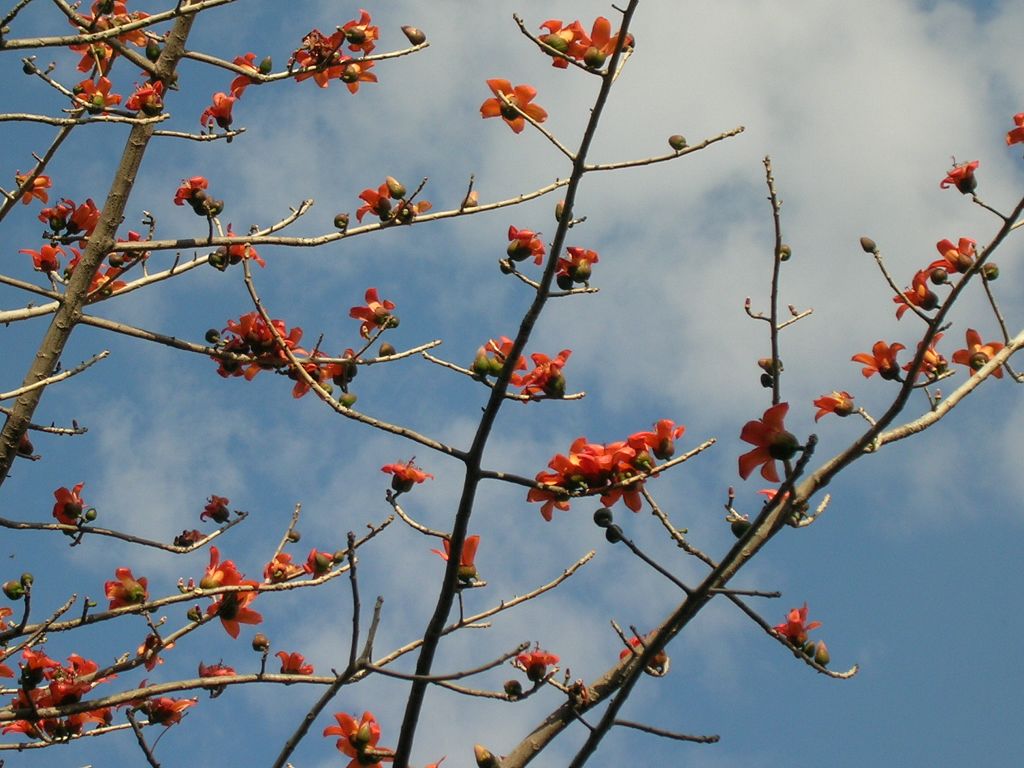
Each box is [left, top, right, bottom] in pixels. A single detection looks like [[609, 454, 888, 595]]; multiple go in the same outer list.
[[67, 1, 150, 75], [324, 711, 395, 768], [289, 16, 379, 92], [527, 419, 685, 520], [774, 603, 830, 666], [200, 547, 262, 638], [39, 197, 100, 241], [211, 312, 303, 380], [2, 649, 114, 740], [355, 178, 431, 224], [538, 17, 634, 69]]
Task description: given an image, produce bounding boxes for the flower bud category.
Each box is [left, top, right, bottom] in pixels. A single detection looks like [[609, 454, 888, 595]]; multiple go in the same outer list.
[[569, 261, 591, 283], [355, 722, 374, 746], [287, 530, 301, 542], [779, 244, 792, 261], [20, 573, 33, 588], [385, 176, 406, 198], [334, 212, 349, 231], [859, 236, 877, 254], [554, 200, 566, 222], [983, 263, 999, 281], [340, 393, 358, 408], [259, 56, 273, 74], [401, 26, 426, 45], [759, 373, 774, 388], [583, 47, 606, 68], [731, 519, 751, 538], [556, 274, 575, 291], [145, 41, 161, 62], [668, 134, 688, 151], [379, 342, 396, 357], [252, 633, 270, 652], [474, 744, 500, 768], [498, 259, 514, 274], [593, 507, 613, 527], [814, 640, 830, 666], [929, 267, 948, 285], [84, 508, 97, 522], [22, 61, 35, 75], [17, 433, 34, 457], [503, 679, 523, 698], [2, 580, 24, 599], [767, 430, 800, 461], [540, 34, 569, 53], [604, 524, 623, 543], [187, 606, 202, 622], [757, 357, 783, 375], [543, 374, 565, 398]]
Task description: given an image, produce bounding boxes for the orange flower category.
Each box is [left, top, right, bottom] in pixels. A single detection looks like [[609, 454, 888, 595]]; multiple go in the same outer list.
[[812, 391, 854, 421], [125, 80, 164, 116], [507, 225, 546, 264], [264, 552, 304, 583], [952, 328, 1004, 378], [349, 287, 397, 337], [230, 52, 260, 97], [198, 661, 236, 678], [200, 546, 242, 589], [738, 403, 798, 483], [200, 92, 236, 130], [290, 28, 346, 87], [104, 567, 148, 609], [905, 333, 947, 379], [206, 583, 262, 638], [893, 269, 938, 319], [852, 341, 905, 380], [516, 349, 572, 398], [339, 59, 376, 94], [73, 76, 121, 112], [277, 651, 314, 675], [381, 459, 433, 492], [557, 246, 599, 284], [19, 244, 63, 272], [931, 237, 976, 274], [431, 535, 480, 581], [480, 79, 548, 134], [472, 336, 526, 378], [516, 649, 559, 682], [342, 10, 379, 54], [632, 418, 686, 461], [15, 173, 50, 205], [1006, 112, 1024, 146], [774, 603, 821, 646], [201, 494, 230, 523], [940, 159, 978, 193], [140, 696, 196, 726], [324, 711, 393, 766], [52, 482, 86, 525]]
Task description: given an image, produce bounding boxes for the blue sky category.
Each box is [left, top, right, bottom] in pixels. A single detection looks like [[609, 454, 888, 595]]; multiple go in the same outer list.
[[1, 1, 1023, 766]]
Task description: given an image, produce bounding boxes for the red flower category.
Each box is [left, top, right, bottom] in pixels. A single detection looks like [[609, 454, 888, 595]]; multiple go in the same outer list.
[[200, 546, 242, 589], [38, 199, 75, 231], [472, 336, 527, 378], [431, 535, 480, 581], [557, 246, 599, 284], [738, 403, 799, 483], [206, 583, 262, 638], [356, 183, 392, 222], [632, 419, 686, 461], [174, 176, 209, 206], [905, 333, 947, 379], [201, 495, 230, 523], [73, 76, 121, 112], [349, 288, 397, 338], [952, 328, 1004, 378], [516, 349, 572, 398], [276, 651, 314, 675], [480, 79, 548, 134], [140, 697, 196, 726], [264, 552, 303, 583], [52, 482, 86, 525], [303, 548, 335, 576], [105, 567, 148, 609], [137, 634, 172, 670], [516, 649, 559, 682], [67, 198, 100, 237], [198, 661, 236, 678], [618, 633, 669, 673], [339, 59, 376, 94], [538, 20, 581, 67], [940, 160, 979, 193], [341, 10, 379, 54], [894, 269, 938, 319], [19, 244, 64, 272], [14, 173, 50, 205], [291, 29, 346, 87], [812, 391, 854, 421], [1006, 112, 1024, 146], [851, 341, 905, 380], [932, 237, 976, 274], [125, 80, 164, 116], [381, 459, 433, 492], [230, 53, 259, 98], [507, 226, 546, 264], [200, 92, 236, 130], [774, 603, 821, 646], [324, 711, 394, 767]]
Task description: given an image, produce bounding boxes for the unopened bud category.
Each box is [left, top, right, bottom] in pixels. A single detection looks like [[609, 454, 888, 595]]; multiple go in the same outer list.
[[814, 640, 830, 666], [252, 633, 270, 652], [554, 200, 566, 222], [604, 524, 623, 544], [731, 519, 751, 538], [2, 580, 24, 600], [379, 342, 396, 357], [503, 679, 523, 698], [401, 26, 426, 45], [779, 244, 792, 261], [339, 392, 358, 408], [474, 744, 500, 768], [334, 213, 349, 231], [668, 134, 687, 151], [593, 507, 613, 528], [385, 176, 406, 198], [859, 236, 877, 254], [983, 263, 999, 281], [583, 47, 606, 68], [556, 273, 575, 291], [259, 56, 273, 74], [145, 41, 161, 62]]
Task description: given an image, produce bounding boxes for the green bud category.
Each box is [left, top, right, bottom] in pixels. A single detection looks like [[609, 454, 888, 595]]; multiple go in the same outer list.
[[779, 244, 792, 261], [2, 580, 24, 600], [145, 41, 162, 62], [334, 213, 349, 230], [339, 392, 358, 408], [258, 56, 273, 75], [983, 263, 999, 281], [730, 519, 751, 538], [668, 134, 687, 151]]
